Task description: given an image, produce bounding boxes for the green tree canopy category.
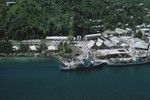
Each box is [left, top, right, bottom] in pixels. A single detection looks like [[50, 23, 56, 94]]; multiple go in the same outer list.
[[0, 0, 149, 40], [0, 40, 12, 54]]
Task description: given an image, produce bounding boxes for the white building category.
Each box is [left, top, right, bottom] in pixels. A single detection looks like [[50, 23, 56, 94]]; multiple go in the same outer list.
[[104, 40, 116, 47], [140, 28, 150, 36], [46, 36, 75, 41], [46, 36, 68, 40], [83, 33, 102, 40], [115, 28, 128, 35], [96, 49, 131, 60], [96, 38, 103, 47], [21, 39, 42, 45], [48, 46, 58, 51], [134, 38, 149, 50], [110, 37, 120, 45], [87, 40, 95, 48], [29, 45, 37, 51], [12, 45, 20, 51], [6, 0, 16, 6], [102, 30, 117, 37]]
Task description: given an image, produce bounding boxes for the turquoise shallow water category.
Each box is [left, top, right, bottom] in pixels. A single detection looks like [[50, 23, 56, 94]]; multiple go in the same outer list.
[[0, 57, 150, 100]]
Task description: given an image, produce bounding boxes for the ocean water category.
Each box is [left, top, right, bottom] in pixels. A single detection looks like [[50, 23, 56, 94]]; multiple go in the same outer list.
[[0, 57, 150, 100]]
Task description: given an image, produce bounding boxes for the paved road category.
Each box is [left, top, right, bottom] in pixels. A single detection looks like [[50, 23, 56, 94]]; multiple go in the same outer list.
[[74, 41, 91, 60]]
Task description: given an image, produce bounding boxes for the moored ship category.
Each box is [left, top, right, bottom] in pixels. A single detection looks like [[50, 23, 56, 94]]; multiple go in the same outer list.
[[60, 57, 102, 71], [60, 51, 103, 71], [107, 56, 150, 66]]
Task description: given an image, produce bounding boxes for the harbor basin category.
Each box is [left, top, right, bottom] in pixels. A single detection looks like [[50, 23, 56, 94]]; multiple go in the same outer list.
[[0, 57, 150, 100]]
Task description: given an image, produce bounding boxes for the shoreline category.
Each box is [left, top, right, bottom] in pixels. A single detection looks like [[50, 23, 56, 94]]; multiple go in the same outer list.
[[0, 52, 63, 63], [0, 52, 59, 57]]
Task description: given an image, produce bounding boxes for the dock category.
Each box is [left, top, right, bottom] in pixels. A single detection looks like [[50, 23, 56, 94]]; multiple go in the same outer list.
[[59, 55, 103, 71]]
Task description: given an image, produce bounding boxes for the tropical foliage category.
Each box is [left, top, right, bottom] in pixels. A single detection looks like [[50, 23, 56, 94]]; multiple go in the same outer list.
[[0, 0, 150, 40], [19, 43, 29, 53], [0, 40, 12, 53], [134, 31, 143, 39]]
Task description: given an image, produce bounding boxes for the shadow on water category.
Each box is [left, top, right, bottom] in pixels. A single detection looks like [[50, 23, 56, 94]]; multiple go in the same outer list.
[[60, 65, 107, 73]]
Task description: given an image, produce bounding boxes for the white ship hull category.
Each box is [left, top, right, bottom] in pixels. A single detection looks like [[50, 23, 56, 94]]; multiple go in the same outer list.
[[107, 60, 150, 66]]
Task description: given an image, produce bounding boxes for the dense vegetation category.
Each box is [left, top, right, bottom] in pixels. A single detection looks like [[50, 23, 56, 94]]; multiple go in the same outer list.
[[0, 0, 150, 40], [0, 40, 12, 53]]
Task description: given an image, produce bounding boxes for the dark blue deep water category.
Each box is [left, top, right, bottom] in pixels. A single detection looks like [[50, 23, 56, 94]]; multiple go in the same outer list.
[[0, 57, 150, 100]]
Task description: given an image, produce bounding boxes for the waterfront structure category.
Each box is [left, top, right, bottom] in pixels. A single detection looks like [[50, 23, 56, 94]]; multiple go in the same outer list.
[[46, 36, 75, 41], [96, 38, 103, 47], [29, 45, 37, 51], [107, 57, 150, 66], [84, 33, 101, 40], [115, 28, 128, 35], [48, 46, 58, 51], [114, 28, 133, 36], [76, 35, 82, 41], [9, 40, 21, 45], [102, 30, 117, 37], [6, 0, 16, 6], [45, 37, 62, 51], [103, 39, 116, 48], [134, 38, 149, 50], [87, 40, 95, 48], [110, 37, 120, 45], [21, 40, 42, 45], [3, 25, 150, 70], [107, 48, 150, 66], [46, 36, 69, 41], [95, 49, 131, 59], [60, 53, 102, 71], [140, 28, 150, 36], [10, 40, 42, 52], [12, 45, 20, 51]]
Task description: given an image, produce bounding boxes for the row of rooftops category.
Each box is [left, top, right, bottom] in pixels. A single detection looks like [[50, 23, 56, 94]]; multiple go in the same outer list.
[[15, 25, 147, 42], [10, 26, 149, 45], [9, 24, 150, 52], [5, 0, 16, 6], [5, 0, 16, 4], [136, 24, 150, 36], [44, 29, 130, 41], [9, 36, 150, 51], [84, 36, 149, 50]]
